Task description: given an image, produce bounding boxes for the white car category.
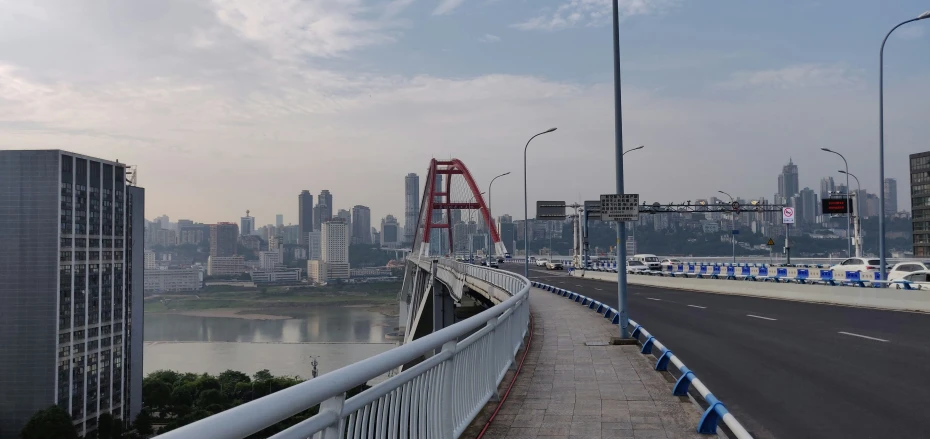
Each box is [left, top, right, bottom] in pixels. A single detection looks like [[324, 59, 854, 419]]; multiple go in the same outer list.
[[535, 259, 548, 267], [891, 270, 930, 289], [888, 261, 930, 281], [626, 260, 650, 273], [631, 254, 662, 270], [660, 258, 682, 267], [545, 261, 563, 270], [830, 257, 884, 273]]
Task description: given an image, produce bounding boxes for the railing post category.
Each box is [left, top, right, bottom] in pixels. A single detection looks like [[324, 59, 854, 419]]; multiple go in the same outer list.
[[439, 340, 458, 438], [316, 393, 346, 439]]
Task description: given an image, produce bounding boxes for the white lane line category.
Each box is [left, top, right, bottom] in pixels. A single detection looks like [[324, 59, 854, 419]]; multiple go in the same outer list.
[[576, 285, 584, 288], [746, 314, 777, 321], [838, 331, 890, 343], [594, 288, 603, 291], [687, 305, 707, 309], [647, 298, 662, 301]]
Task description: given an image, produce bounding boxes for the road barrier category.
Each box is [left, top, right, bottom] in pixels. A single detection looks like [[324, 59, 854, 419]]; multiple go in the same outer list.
[[532, 281, 753, 439]]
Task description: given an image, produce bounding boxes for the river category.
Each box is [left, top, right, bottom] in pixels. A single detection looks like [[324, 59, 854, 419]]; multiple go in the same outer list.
[[143, 306, 399, 380]]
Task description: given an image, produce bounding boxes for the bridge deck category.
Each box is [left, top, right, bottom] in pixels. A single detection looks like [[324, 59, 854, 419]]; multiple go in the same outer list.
[[477, 287, 716, 439]]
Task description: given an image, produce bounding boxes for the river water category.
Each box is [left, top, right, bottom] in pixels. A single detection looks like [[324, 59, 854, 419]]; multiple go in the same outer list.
[[143, 306, 398, 379]]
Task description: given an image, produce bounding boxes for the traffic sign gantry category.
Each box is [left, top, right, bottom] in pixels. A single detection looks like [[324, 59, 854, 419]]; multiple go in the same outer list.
[[600, 194, 640, 222], [536, 201, 566, 220], [782, 207, 795, 224]]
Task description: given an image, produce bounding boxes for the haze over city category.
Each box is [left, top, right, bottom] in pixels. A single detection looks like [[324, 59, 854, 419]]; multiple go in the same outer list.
[[1, 0, 927, 224]]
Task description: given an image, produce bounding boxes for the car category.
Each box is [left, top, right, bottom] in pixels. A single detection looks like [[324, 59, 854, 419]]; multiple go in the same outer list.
[[497, 257, 505, 263], [626, 260, 650, 273], [483, 260, 499, 268], [660, 258, 682, 267], [545, 261, 563, 270], [631, 254, 662, 270], [535, 259, 549, 267], [888, 261, 930, 281], [504, 253, 512, 259], [894, 270, 930, 289], [830, 257, 884, 273]]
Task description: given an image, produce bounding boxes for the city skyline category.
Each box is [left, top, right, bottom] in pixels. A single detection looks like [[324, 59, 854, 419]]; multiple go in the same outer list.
[[3, 2, 926, 226]]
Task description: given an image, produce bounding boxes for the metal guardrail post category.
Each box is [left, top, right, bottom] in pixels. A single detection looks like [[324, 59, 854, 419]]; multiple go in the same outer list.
[[439, 340, 457, 438], [317, 393, 346, 439]]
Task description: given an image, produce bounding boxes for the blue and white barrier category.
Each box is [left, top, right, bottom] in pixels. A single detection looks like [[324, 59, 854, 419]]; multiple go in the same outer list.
[[531, 281, 754, 439]]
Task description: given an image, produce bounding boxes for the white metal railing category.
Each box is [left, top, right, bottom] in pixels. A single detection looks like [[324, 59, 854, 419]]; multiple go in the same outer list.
[[158, 258, 530, 439]]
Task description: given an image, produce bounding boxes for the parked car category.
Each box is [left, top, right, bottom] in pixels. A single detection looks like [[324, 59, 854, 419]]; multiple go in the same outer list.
[[546, 261, 563, 270], [535, 259, 549, 267], [829, 257, 884, 273], [888, 261, 930, 281], [631, 254, 662, 270], [626, 260, 650, 273], [894, 270, 930, 288], [483, 260, 499, 268], [660, 258, 682, 267]]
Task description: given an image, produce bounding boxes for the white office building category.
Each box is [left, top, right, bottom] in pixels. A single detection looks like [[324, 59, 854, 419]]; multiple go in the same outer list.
[[144, 269, 202, 293], [321, 219, 350, 280], [207, 256, 245, 277]]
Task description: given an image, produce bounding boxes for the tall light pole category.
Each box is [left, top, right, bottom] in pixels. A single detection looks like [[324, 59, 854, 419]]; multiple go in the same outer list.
[[879, 11, 930, 282], [611, 0, 632, 341], [623, 145, 645, 156], [821, 148, 851, 257], [719, 190, 736, 264], [487, 172, 511, 259], [623, 145, 646, 256], [523, 128, 557, 277], [839, 170, 863, 257]]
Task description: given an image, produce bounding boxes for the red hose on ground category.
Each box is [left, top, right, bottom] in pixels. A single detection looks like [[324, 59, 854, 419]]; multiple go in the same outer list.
[[474, 313, 535, 439]]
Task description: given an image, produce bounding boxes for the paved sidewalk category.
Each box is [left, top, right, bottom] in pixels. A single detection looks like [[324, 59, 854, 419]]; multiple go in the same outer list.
[[479, 287, 718, 439]]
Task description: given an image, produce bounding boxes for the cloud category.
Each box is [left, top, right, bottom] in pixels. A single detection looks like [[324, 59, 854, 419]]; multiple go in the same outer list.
[[717, 64, 865, 90], [513, 0, 679, 31], [433, 0, 467, 15], [478, 33, 501, 43]]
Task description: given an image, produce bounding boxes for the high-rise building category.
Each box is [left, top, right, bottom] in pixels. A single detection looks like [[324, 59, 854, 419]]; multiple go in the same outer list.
[[275, 214, 284, 227], [820, 177, 835, 200], [884, 178, 898, 215], [321, 219, 349, 280], [0, 150, 144, 437], [298, 190, 314, 246], [798, 187, 818, 225], [404, 173, 420, 244], [316, 190, 333, 229], [381, 215, 400, 248], [210, 222, 239, 257], [240, 210, 254, 236], [911, 152, 930, 256], [337, 209, 352, 241], [308, 231, 322, 261], [351, 205, 371, 245], [499, 222, 516, 254], [777, 158, 800, 199]]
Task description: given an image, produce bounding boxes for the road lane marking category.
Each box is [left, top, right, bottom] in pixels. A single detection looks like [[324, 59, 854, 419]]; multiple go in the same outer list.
[[595, 288, 603, 291], [687, 305, 707, 309], [576, 285, 584, 288], [647, 298, 662, 301], [838, 331, 889, 342], [746, 314, 777, 321]]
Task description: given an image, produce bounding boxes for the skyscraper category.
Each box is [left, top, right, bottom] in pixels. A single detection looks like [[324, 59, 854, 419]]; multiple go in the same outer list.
[[275, 214, 284, 227], [337, 209, 352, 241], [884, 178, 898, 215], [911, 152, 930, 256], [240, 210, 254, 236], [317, 190, 333, 228], [210, 222, 239, 257], [321, 218, 349, 279], [351, 205, 371, 245], [0, 150, 144, 437], [820, 176, 835, 200], [798, 187, 818, 225], [381, 215, 400, 247], [298, 190, 314, 246], [404, 173, 420, 245], [777, 158, 799, 199]]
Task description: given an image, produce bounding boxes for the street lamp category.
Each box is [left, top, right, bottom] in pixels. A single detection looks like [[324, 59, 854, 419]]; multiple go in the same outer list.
[[879, 11, 930, 282], [523, 128, 557, 277], [821, 148, 851, 257], [718, 190, 736, 264], [622, 145, 645, 156], [487, 172, 511, 259], [839, 170, 863, 257]]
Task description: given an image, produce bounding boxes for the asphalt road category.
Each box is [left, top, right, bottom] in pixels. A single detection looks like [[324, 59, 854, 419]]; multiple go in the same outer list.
[[502, 263, 930, 439]]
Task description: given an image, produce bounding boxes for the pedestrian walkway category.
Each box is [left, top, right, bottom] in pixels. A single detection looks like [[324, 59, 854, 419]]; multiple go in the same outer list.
[[471, 287, 718, 438]]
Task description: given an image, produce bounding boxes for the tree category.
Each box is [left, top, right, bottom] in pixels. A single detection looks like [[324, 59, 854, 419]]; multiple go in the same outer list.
[[96, 413, 113, 439], [20, 405, 78, 439], [142, 380, 172, 412], [252, 369, 273, 382], [131, 409, 153, 436]]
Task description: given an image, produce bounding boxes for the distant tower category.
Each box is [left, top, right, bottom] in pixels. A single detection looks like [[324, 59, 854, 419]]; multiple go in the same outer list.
[[777, 158, 799, 200], [404, 173, 420, 245]]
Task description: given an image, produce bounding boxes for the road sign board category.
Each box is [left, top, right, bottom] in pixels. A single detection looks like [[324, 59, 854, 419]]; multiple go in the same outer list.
[[731, 201, 740, 211], [536, 201, 566, 220], [767, 238, 775, 246], [584, 200, 601, 215], [732, 229, 739, 235], [782, 207, 795, 224], [600, 194, 640, 222]]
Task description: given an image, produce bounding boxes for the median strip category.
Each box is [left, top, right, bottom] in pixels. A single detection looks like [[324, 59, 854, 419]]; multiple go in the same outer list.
[[746, 314, 777, 321], [838, 331, 889, 342]]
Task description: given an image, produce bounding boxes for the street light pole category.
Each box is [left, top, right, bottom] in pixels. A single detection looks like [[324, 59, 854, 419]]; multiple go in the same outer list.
[[623, 146, 645, 258], [611, 0, 632, 340], [879, 11, 930, 282], [821, 148, 851, 257], [488, 172, 511, 259], [839, 170, 863, 257], [523, 128, 557, 277], [719, 191, 736, 264], [623, 145, 645, 156]]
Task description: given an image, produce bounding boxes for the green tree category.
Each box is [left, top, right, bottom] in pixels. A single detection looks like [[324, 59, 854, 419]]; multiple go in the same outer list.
[[131, 409, 153, 436], [196, 389, 224, 409], [252, 369, 273, 382], [96, 413, 113, 439], [142, 379, 172, 412], [20, 405, 78, 439]]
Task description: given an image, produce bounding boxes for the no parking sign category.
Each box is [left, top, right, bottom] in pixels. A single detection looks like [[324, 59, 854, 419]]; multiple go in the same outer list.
[[782, 207, 795, 224]]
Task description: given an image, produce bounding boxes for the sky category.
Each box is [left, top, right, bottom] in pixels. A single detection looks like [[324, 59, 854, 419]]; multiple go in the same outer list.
[[1, 0, 929, 227]]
